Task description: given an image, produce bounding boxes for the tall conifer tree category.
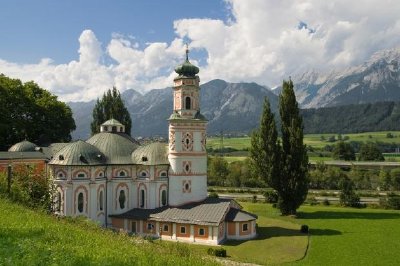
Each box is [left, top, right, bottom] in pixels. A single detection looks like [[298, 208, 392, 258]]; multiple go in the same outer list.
[[278, 79, 309, 215], [250, 98, 280, 189], [90, 87, 132, 136]]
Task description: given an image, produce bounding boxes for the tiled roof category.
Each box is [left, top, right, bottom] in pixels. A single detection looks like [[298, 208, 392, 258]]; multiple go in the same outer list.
[[131, 142, 169, 165], [102, 119, 124, 126], [0, 151, 48, 160], [49, 140, 105, 165], [225, 208, 258, 222], [8, 140, 38, 152], [110, 198, 235, 226], [86, 132, 139, 164]]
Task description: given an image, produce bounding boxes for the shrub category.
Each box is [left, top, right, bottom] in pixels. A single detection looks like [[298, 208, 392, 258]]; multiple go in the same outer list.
[[380, 194, 400, 210], [208, 192, 219, 198], [207, 248, 226, 257], [300, 225, 309, 234], [215, 248, 227, 257], [252, 195, 258, 203], [322, 198, 330, 206], [308, 197, 319, 206], [263, 190, 278, 203]]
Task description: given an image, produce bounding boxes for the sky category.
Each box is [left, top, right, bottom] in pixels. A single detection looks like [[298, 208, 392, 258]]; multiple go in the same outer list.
[[1, 0, 400, 102]]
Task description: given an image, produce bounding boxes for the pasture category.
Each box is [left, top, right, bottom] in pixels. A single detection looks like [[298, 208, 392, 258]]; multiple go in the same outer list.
[[1, 197, 400, 265]]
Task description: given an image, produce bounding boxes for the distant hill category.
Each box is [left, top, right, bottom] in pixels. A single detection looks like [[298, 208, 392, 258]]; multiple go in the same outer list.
[[69, 79, 278, 139], [301, 101, 400, 134]]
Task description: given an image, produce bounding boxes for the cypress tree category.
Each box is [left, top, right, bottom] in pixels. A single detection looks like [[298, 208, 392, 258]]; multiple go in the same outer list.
[[90, 87, 132, 136], [250, 97, 281, 189], [278, 79, 309, 215]]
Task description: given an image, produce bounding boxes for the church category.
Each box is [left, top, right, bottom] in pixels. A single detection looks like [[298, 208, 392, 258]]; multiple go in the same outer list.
[[5, 48, 258, 245]]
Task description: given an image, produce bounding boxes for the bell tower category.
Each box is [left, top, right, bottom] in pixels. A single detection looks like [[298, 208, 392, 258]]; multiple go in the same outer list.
[[168, 45, 208, 206]]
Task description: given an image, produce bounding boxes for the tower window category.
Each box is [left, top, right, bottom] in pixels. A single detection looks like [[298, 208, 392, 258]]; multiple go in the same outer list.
[[161, 190, 167, 206], [185, 97, 191, 110], [140, 189, 145, 208]]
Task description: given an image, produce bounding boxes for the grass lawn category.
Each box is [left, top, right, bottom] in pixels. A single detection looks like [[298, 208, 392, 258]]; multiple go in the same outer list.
[[0, 197, 216, 266], [242, 202, 400, 266], [208, 131, 400, 151]]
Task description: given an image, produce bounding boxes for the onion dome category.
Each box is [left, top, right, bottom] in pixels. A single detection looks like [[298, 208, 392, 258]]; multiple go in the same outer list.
[[8, 140, 38, 152], [87, 132, 139, 164], [174, 45, 199, 77], [49, 140, 105, 165], [132, 142, 169, 165]]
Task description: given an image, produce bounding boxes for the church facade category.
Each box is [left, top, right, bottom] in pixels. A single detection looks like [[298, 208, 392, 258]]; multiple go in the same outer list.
[[15, 48, 257, 245]]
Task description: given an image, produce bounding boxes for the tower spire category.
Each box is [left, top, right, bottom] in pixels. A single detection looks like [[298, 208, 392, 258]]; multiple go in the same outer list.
[[185, 43, 189, 61]]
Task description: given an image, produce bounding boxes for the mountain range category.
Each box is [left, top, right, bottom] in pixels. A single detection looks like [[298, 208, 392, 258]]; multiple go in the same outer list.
[[69, 46, 400, 139]]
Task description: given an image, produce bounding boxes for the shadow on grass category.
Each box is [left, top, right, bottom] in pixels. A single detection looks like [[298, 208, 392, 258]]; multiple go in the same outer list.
[[297, 211, 400, 220], [223, 226, 341, 246]]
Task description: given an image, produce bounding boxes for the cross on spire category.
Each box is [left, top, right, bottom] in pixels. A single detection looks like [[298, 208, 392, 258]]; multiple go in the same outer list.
[[185, 43, 189, 61]]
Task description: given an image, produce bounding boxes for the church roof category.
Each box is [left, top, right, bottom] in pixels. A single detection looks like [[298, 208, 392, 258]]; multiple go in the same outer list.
[[131, 142, 169, 165], [0, 151, 48, 160], [225, 208, 258, 222], [102, 119, 124, 126], [86, 132, 139, 164], [49, 140, 105, 166], [110, 198, 235, 226], [8, 140, 38, 152]]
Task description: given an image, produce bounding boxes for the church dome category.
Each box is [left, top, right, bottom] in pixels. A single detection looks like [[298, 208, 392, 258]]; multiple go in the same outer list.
[[87, 132, 139, 164], [49, 140, 105, 165], [174, 46, 199, 78], [8, 140, 38, 152], [132, 142, 169, 165]]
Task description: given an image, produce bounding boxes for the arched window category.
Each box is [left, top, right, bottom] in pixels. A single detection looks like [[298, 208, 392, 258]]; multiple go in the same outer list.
[[112, 126, 117, 132], [77, 172, 86, 178], [160, 171, 167, 178], [140, 171, 148, 178], [185, 97, 191, 110], [99, 190, 104, 211], [119, 190, 126, 209], [140, 189, 145, 208], [161, 190, 167, 206], [78, 192, 84, 213], [56, 191, 62, 212], [57, 172, 65, 178], [119, 171, 126, 177]]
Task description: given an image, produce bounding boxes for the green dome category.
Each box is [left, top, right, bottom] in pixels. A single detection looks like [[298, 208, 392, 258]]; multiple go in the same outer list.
[[87, 132, 139, 164], [49, 140, 105, 165], [132, 142, 169, 165], [174, 47, 199, 77], [8, 140, 38, 152]]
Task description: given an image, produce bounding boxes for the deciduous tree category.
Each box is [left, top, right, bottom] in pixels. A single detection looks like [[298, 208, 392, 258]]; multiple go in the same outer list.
[[0, 74, 75, 150]]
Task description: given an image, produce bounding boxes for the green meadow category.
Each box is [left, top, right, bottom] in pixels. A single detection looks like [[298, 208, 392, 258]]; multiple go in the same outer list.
[[207, 131, 400, 162], [0, 197, 216, 266], [1, 197, 400, 265]]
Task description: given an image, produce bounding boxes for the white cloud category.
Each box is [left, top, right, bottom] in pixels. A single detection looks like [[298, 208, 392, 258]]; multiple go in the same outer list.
[[0, 0, 399, 101]]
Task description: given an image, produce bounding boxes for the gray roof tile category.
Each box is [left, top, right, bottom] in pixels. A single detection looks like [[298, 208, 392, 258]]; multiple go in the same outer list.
[[110, 198, 236, 226]]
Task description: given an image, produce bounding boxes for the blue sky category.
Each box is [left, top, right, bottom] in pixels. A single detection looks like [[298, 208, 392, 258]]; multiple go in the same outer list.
[[0, 0, 227, 63], [0, 0, 399, 102]]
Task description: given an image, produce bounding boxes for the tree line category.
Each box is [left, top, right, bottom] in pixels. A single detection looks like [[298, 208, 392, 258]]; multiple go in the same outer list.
[[0, 74, 75, 150], [302, 101, 400, 134]]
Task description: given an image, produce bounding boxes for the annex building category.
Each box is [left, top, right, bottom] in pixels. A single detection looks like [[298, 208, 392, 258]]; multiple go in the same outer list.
[[2, 49, 257, 245]]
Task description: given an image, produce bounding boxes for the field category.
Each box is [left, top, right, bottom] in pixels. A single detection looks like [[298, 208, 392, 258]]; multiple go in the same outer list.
[[2, 197, 400, 265], [207, 131, 400, 162], [0, 197, 216, 266], [243, 203, 400, 265]]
